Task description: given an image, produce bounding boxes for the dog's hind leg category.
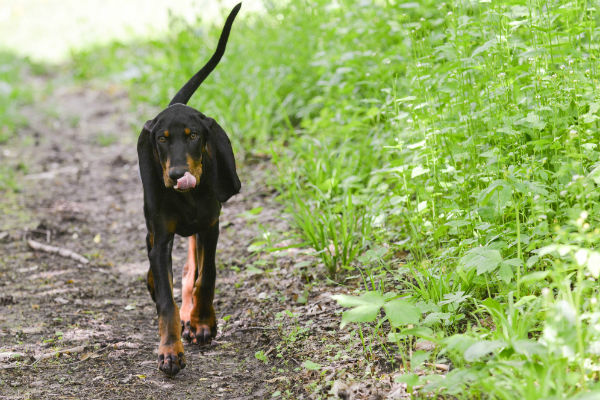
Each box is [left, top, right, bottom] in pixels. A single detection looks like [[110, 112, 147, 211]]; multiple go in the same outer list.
[[187, 222, 218, 345], [180, 235, 198, 340]]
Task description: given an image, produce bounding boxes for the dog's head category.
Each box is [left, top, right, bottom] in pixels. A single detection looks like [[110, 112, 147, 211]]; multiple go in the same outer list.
[[142, 104, 240, 202], [138, 3, 241, 203]]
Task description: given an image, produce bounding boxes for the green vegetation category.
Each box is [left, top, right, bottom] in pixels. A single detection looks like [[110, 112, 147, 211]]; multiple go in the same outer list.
[[25, 0, 600, 397], [0, 52, 36, 144], [0, 51, 39, 189]]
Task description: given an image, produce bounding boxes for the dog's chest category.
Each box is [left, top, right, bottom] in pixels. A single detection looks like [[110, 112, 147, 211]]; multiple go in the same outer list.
[[164, 192, 219, 236]]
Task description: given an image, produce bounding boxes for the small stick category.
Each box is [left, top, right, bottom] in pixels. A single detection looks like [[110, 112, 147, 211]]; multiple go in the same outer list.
[[425, 362, 450, 371], [27, 239, 89, 265], [32, 345, 88, 365]]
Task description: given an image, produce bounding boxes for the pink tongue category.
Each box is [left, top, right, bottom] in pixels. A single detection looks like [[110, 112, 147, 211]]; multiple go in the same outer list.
[[176, 172, 196, 190]]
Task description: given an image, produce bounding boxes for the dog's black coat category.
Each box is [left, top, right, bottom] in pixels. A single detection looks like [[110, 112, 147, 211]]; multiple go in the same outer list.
[[137, 3, 241, 376]]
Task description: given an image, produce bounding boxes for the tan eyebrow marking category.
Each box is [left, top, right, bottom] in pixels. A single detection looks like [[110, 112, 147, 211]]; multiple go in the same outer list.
[[184, 128, 191, 135], [164, 130, 169, 137]]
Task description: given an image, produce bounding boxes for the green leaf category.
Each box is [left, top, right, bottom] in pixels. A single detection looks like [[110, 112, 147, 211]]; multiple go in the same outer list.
[[411, 165, 429, 178], [464, 340, 505, 362], [302, 360, 322, 371], [520, 270, 549, 284], [478, 180, 512, 208], [255, 351, 268, 363], [332, 291, 383, 307], [497, 262, 514, 283], [411, 350, 429, 370], [395, 373, 420, 388], [513, 339, 546, 358], [588, 165, 600, 185], [517, 112, 546, 130], [383, 298, 421, 327], [461, 247, 503, 275], [332, 291, 384, 328], [443, 334, 477, 354], [423, 312, 452, 326]]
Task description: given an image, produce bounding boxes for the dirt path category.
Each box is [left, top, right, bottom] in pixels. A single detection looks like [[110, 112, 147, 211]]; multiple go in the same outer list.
[[0, 82, 290, 399], [0, 81, 404, 399]]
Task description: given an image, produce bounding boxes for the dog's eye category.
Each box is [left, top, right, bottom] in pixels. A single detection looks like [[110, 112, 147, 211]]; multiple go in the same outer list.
[[158, 136, 167, 143], [189, 133, 198, 140]]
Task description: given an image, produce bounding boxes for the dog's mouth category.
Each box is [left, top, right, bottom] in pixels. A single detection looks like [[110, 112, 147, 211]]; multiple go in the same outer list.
[[173, 171, 197, 191]]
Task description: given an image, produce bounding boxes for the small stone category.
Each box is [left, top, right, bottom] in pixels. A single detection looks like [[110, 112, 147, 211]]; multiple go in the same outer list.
[[332, 380, 349, 400], [415, 340, 436, 351]]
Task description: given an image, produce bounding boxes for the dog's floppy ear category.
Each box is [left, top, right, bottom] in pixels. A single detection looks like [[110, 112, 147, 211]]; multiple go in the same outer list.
[[203, 118, 241, 202], [137, 119, 161, 192]]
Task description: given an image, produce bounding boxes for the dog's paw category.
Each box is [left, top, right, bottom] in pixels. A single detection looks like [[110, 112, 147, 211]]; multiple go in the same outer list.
[[191, 323, 216, 345], [158, 342, 186, 377], [182, 315, 217, 345]]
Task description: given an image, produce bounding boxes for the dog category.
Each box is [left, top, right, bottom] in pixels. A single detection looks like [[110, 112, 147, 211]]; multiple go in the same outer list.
[[137, 3, 241, 376]]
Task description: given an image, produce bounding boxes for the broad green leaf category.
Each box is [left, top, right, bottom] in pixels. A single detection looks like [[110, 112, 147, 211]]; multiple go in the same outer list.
[[383, 298, 420, 327], [497, 262, 514, 283], [332, 292, 384, 328], [331, 291, 384, 308], [461, 247, 503, 275], [513, 339, 546, 358], [443, 334, 477, 354], [464, 340, 506, 362], [423, 312, 451, 326], [410, 350, 429, 371], [395, 373, 419, 388], [517, 112, 546, 130], [341, 305, 381, 327], [411, 165, 429, 178]]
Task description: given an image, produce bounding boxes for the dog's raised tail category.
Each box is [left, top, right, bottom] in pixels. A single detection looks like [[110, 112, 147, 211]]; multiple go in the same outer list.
[[169, 2, 242, 106]]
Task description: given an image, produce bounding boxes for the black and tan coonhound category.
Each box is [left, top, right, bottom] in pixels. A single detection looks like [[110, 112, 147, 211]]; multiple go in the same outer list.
[[137, 3, 242, 376]]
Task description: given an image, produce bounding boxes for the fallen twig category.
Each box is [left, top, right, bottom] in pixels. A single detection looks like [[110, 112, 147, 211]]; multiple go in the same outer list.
[[31, 345, 88, 366], [236, 326, 278, 331], [425, 362, 450, 372], [27, 239, 89, 265]]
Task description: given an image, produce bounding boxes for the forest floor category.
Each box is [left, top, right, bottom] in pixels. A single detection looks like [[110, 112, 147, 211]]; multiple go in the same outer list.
[[0, 78, 406, 399]]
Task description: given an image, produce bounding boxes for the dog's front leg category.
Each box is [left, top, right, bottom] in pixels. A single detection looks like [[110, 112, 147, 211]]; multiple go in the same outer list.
[[149, 231, 186, 376]]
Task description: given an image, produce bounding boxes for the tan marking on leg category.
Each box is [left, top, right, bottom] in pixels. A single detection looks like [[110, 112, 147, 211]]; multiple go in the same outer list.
[[179, 236, 196, 324], [157, 306, 185, 375], [146, 269, 155, 301]]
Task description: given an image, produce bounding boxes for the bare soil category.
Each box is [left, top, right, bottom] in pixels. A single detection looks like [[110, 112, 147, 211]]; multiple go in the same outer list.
[[0, 80, 407, 399]]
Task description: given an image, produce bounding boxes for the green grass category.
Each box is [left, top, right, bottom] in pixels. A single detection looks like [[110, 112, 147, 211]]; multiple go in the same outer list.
[[67, 0, 600, 397], [0, 51, 37, 145], [0, 51, 39, 190]]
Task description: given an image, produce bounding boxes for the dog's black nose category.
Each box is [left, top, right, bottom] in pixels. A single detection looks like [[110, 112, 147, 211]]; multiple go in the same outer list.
[[169, 167, 188, 181]]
